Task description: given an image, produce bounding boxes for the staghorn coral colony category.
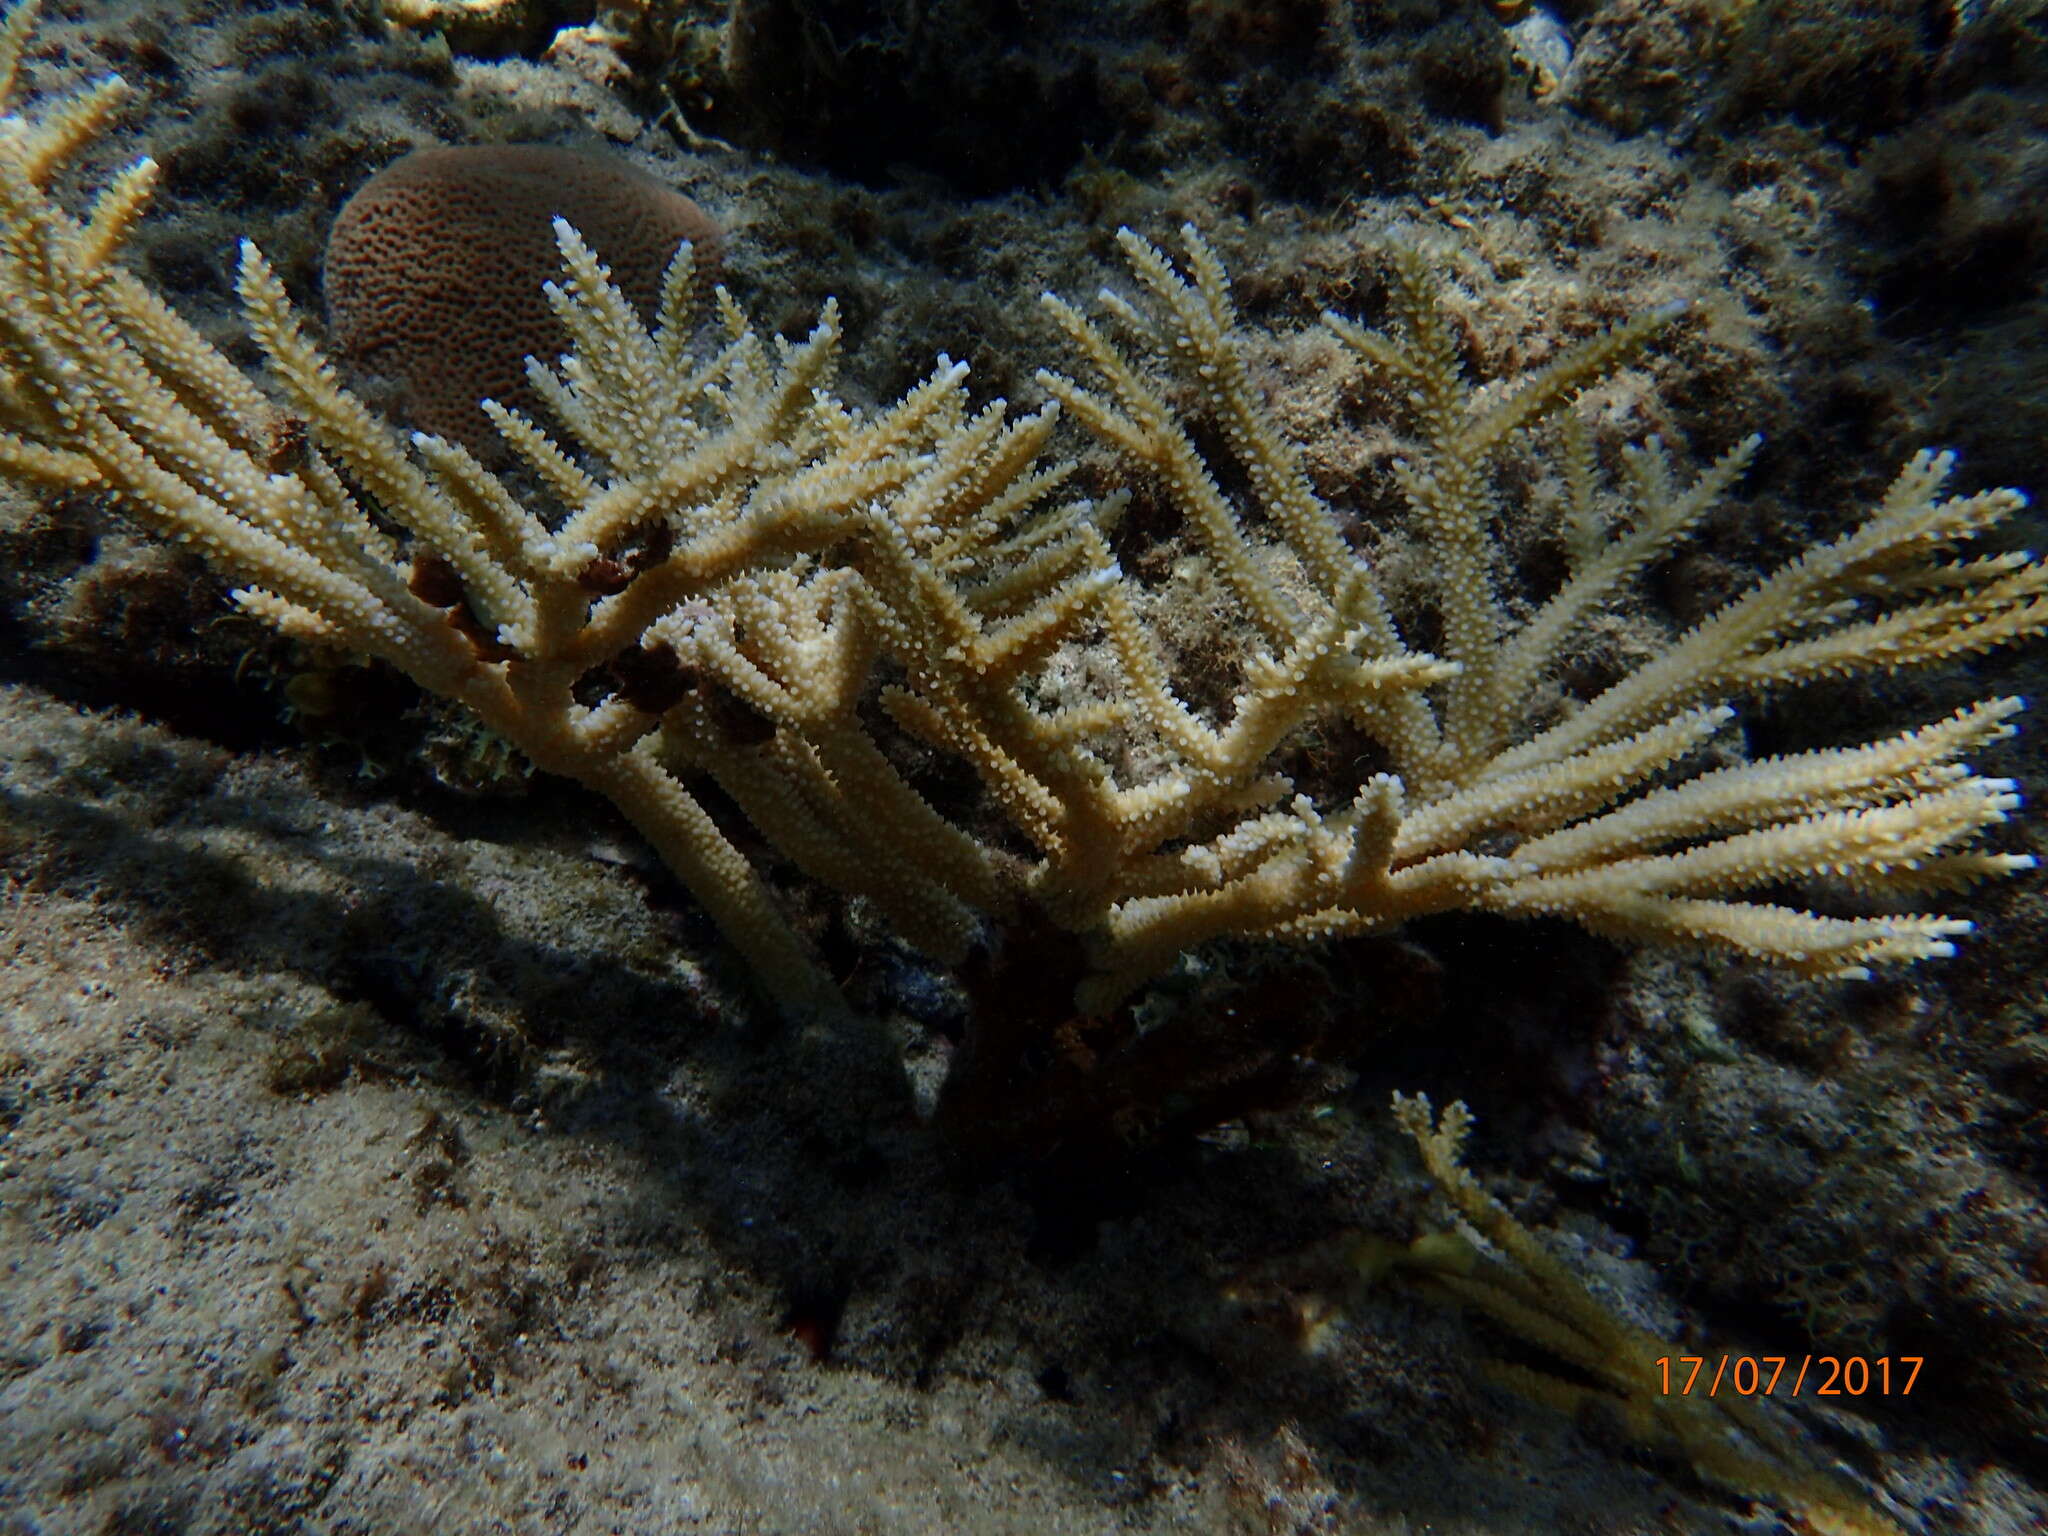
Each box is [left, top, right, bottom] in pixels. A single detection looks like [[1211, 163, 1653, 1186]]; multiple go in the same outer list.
[[5, 0, 2044, 1103], [3, 1, 2048, 1533]]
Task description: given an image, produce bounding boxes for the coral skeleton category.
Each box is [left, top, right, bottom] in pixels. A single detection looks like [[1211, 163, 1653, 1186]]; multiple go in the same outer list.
[[2, 0, 2045, 1036]]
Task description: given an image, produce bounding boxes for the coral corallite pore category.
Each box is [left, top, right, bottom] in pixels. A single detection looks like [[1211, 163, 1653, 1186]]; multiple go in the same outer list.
[[2, 0, 2046, 1101]]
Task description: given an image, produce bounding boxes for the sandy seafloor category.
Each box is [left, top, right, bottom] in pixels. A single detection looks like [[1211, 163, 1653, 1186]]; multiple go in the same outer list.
[[4, 0, 2048, 1531]]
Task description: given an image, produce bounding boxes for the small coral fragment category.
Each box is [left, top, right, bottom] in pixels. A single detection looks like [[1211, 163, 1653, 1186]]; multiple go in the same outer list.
[[1387, 1093, 1909, 1536]]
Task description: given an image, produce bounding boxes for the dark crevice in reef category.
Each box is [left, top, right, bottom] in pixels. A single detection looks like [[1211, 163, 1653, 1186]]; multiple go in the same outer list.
[[711, 0, 1109, 195]]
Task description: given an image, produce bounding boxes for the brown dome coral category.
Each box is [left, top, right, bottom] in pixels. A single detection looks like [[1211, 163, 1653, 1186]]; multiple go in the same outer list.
[[322, 145, 722, 451]]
